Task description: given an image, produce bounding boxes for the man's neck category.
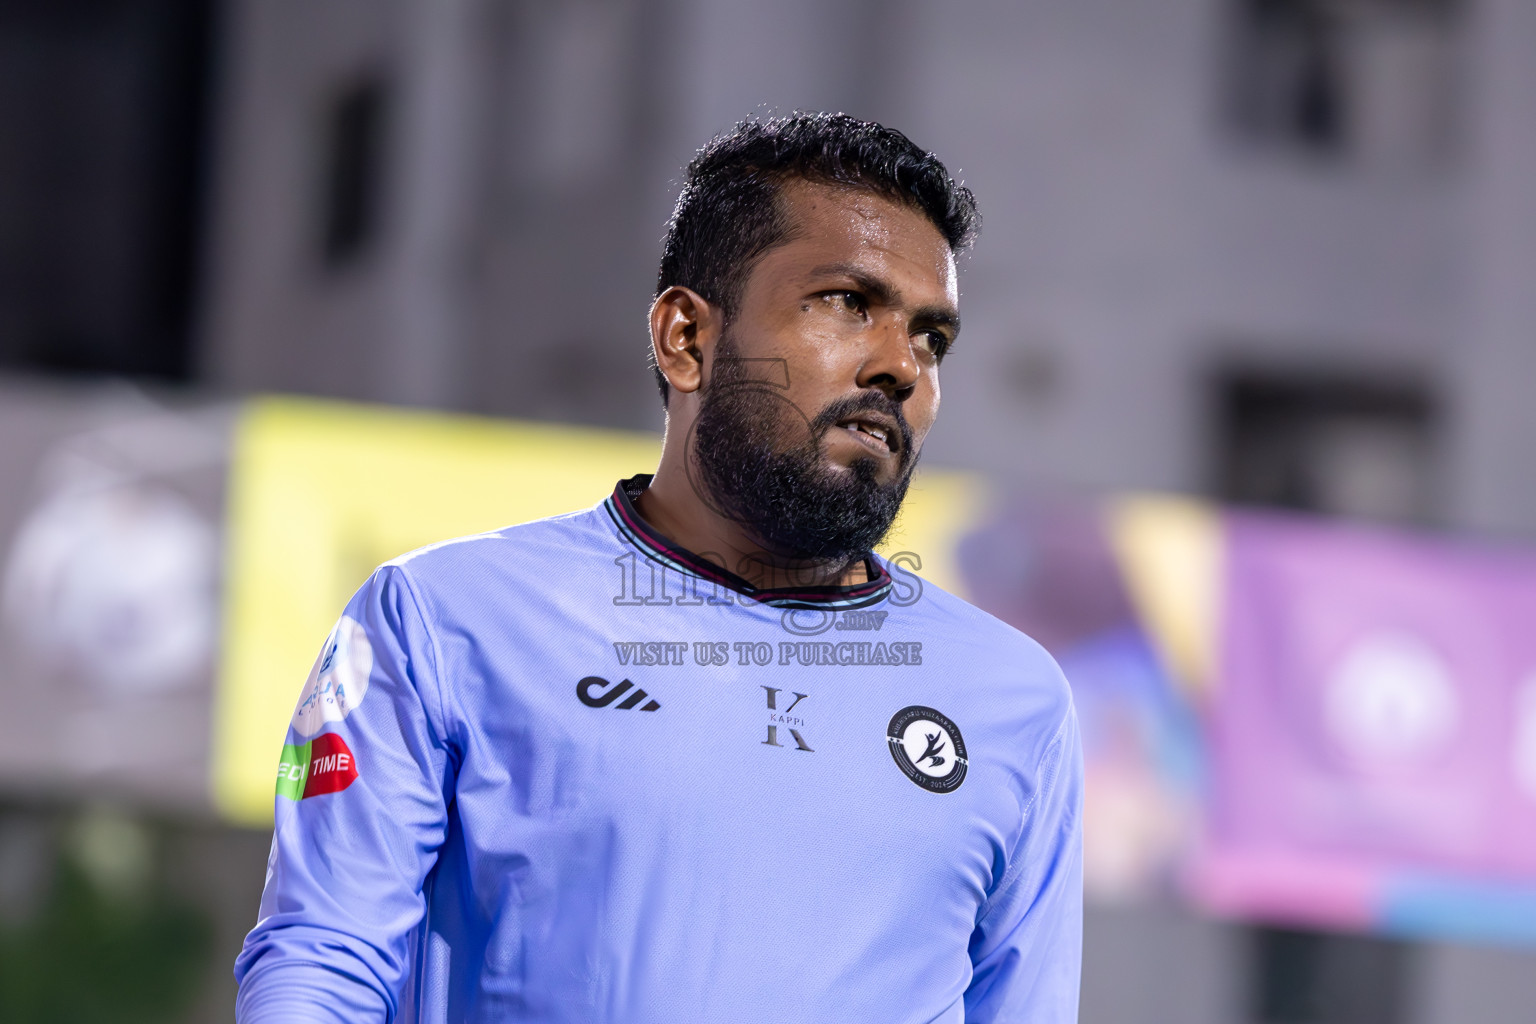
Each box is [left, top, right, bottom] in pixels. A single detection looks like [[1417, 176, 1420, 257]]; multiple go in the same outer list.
[[633, 465, 870, 592]]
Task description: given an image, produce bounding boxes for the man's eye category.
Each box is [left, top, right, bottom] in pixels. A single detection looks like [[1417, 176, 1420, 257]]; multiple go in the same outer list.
[[915, 331, 950, 359], [823, 291, 866, 316]]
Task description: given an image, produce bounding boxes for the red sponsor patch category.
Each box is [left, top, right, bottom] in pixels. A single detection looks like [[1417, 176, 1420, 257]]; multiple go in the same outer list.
[[303, 732, 358, 797]]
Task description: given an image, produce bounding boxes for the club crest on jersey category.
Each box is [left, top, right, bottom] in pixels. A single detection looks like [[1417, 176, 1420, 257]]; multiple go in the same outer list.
[[887, 706, 967, 793]]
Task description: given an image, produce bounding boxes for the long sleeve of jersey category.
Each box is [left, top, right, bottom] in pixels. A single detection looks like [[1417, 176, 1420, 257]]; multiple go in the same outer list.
[[235, 566, 457, 1024], [963, 708, 1084, 1022]]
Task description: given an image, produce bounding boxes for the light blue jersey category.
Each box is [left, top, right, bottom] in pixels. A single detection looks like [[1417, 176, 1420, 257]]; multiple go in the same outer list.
[[235, 477, 1083, 1023]]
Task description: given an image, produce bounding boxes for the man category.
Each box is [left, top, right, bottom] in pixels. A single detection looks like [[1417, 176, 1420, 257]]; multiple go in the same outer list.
[[236, 112, 1082, 1023]]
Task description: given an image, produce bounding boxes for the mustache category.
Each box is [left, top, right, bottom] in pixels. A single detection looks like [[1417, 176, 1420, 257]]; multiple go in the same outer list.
[[808, 391, 916, 459]]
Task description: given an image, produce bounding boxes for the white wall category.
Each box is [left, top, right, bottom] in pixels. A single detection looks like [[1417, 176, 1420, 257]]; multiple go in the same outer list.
[[1450, 0, 1536, 538], [204, 0, 1495, 508]]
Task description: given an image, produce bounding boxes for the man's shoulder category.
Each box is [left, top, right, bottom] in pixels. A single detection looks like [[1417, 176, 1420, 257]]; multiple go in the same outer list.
[[891, 564, 1053, 660], [892, 567, 1073, 718], [380, 503, 611, 600]]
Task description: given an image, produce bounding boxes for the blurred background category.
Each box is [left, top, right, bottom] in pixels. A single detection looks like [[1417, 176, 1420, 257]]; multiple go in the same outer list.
[[4, 0, 1536, 1020]]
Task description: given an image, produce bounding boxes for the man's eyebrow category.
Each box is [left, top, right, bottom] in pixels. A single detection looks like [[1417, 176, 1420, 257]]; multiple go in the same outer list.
[[912, 304, 961, 336], [804, 262, 960, 334], [805, 262, 897, 306]]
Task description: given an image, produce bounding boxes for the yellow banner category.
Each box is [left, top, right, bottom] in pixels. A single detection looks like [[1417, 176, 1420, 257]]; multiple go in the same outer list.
[[1105, 494, 1224, 700]]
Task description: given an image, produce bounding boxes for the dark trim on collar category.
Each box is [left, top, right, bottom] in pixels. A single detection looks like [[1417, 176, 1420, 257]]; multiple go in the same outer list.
[[604, 474, 892, 610]]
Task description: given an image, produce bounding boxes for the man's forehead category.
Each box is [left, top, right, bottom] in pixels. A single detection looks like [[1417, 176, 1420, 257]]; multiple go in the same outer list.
[[774, 180, 958, 299]]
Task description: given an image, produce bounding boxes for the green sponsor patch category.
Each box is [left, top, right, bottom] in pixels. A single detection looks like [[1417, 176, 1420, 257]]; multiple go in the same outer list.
[[276, 741, 311, 800]]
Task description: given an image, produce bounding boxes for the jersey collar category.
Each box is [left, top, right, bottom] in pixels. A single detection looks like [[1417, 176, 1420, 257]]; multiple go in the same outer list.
[[603, 475, 892, 610]]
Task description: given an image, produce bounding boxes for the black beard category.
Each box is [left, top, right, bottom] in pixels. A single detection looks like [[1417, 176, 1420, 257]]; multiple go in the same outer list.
[[689, 341, 919, 564]]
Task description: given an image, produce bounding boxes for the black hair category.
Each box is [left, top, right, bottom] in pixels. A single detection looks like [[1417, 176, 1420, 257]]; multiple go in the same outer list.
[[652, 112, 981, 403]]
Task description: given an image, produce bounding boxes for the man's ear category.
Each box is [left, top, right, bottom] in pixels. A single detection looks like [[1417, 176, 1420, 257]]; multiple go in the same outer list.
[[649, 286, 719, 397]]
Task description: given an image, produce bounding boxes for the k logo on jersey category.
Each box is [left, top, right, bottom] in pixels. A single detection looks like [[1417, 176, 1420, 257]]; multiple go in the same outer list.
[[887, 706, 967, 793]]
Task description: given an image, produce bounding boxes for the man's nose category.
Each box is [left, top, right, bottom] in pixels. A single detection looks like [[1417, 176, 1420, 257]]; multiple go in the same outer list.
[[856, 317, 920, 400]]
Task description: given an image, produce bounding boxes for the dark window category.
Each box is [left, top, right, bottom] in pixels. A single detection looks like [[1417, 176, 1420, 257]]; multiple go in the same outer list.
[[1252, 926, 1410, 1024], [1215, 367, 1437, 524], [1230, 0, 1346, 152], [319, 76, 387, 267], [1219, 369, 1431, 1017], [1225, 0, 1460, 161], [0, 0, 215, 379]]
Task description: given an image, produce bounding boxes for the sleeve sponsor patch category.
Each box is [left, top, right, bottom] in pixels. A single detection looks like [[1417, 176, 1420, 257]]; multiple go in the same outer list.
[[276, 732, 358, 799], [291, 615, 373, 738]]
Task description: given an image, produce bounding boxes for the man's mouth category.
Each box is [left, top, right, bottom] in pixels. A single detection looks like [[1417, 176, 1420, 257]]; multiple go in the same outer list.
[[836, 415, 900, 454]]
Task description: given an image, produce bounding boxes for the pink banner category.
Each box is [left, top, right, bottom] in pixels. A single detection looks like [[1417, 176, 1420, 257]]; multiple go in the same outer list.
[[1196, 512, 1536, 933]]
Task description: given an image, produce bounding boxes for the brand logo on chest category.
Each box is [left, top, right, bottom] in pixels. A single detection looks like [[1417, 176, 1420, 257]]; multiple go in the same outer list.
[[576, 675, 661, 712], [761, 686, 813, 752]]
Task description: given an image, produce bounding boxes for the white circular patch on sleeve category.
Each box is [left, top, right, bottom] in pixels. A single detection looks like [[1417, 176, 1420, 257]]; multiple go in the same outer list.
[[291, 616, 374, 738]]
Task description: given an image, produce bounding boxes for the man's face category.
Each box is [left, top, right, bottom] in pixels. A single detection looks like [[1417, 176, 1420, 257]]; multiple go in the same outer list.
[[689, 180, 960, 561]]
